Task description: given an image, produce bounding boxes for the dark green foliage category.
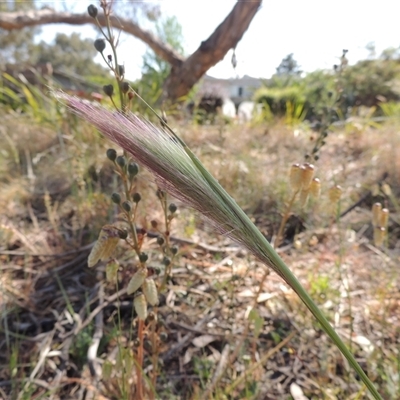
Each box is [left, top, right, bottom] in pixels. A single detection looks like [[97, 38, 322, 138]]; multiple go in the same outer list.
[[340, 58, 400, 108], [255, 50, 400, 121], [275, 53, 302, 78], [254, 86, 306, 117], [0, 0, 38, 66], [134, 16, 184, 109]]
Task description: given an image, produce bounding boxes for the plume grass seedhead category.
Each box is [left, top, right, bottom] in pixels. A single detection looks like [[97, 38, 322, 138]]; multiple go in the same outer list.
[[55, 92, 281, 276], [53, 92, 383, 399]]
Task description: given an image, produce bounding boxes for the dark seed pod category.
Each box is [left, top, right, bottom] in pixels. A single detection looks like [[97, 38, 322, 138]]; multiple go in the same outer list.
[[143, 340, 152, 353], [150, 220, 158, 229], [111, 192, 121, 204], [121, 81, 130, 94], [94, 38, 106, 53], [106, 148, 117, 162], [168, 203, 177, 214], [156, 236, 164, 246], [162, 256, 171, 266], [156, 188, 165, 199], [128, 162, 139, 177], [118, 229, 128, 239], [171, 246, 178, 255], [118, 65, 125, 77], [122, 201, 132, 213], [103, 84, 114, 97], [116, 155, 125, 168], [132, 193, 141, 203], [139, 252, 148, 263], [159, 332, 168, 342], [87, 4, 98, 18]]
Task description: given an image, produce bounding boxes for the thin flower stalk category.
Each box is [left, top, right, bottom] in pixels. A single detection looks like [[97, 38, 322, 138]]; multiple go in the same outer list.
[[54, 92, 382, 400]]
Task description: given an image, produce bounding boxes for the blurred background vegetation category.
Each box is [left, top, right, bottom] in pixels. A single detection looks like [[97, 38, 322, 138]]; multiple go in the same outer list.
[[1, 1, 400, 399]]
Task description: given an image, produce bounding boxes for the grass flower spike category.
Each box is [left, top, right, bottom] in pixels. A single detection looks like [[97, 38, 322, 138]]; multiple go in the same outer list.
[[55, 92, 382, 400]]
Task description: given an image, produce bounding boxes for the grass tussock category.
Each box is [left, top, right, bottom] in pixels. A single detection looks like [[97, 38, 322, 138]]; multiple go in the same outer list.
[[1, 100, 400, 400]]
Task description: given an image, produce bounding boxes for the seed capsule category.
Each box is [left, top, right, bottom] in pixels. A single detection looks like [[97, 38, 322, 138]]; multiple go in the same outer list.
[[116, 155, 125, 168], [159, 332, 168, 342], [372, 203, 382, 228], [94, 38, 106, 53], [289, 163, 302, 193], [139, 252, 148, 263], [380, 208, 389, 229], [162, 256, 171, 266], [143, 279, 159, 306], [373, 226, 386, 247], [301, 163, 315, 190], [88, 225, 120, 267], [328, 185, 343, 205], [100, 232, 120, 261], [118, 229, 128, 239], [134, 293, 148, 320], [299, 188, 310, 208], [309, 178, 321, 199], [127, 268, 148, 295], [87, 4, 98, 18], [103, 84, 114, 97], [168, 203, 177, 214], [106, 259, 119, 283], [106, 148, 117, 162], [120, 81, 130, 94], [128, 163, 139, 178], [132, 193, 141, 203], [122, 201, 132, 213], [111, 192, 121, 204], [171, 246, 178, 255]]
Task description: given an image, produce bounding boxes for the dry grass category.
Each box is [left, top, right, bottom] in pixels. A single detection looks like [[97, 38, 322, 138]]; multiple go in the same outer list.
[[1, 106, 400, 399]]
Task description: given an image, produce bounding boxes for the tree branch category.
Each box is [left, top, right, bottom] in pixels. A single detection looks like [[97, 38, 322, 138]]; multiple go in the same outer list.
[[0, 2, 262, 103], [162, 0, 262, 101], [0, 8, 184, 67]]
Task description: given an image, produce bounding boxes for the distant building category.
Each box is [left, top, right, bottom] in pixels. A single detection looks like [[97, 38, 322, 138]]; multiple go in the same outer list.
[[200, 74, 264, 109]]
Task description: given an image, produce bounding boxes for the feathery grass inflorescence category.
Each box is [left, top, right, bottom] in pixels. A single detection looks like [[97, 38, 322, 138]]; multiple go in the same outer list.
[[55, 90, 382, 399]]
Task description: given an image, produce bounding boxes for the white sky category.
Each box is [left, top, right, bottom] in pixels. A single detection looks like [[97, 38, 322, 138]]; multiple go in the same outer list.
[[35, 0, 400, 80]]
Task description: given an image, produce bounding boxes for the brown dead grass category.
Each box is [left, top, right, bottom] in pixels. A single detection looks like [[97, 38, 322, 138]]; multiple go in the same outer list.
[[1, 109, 400, 399]]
